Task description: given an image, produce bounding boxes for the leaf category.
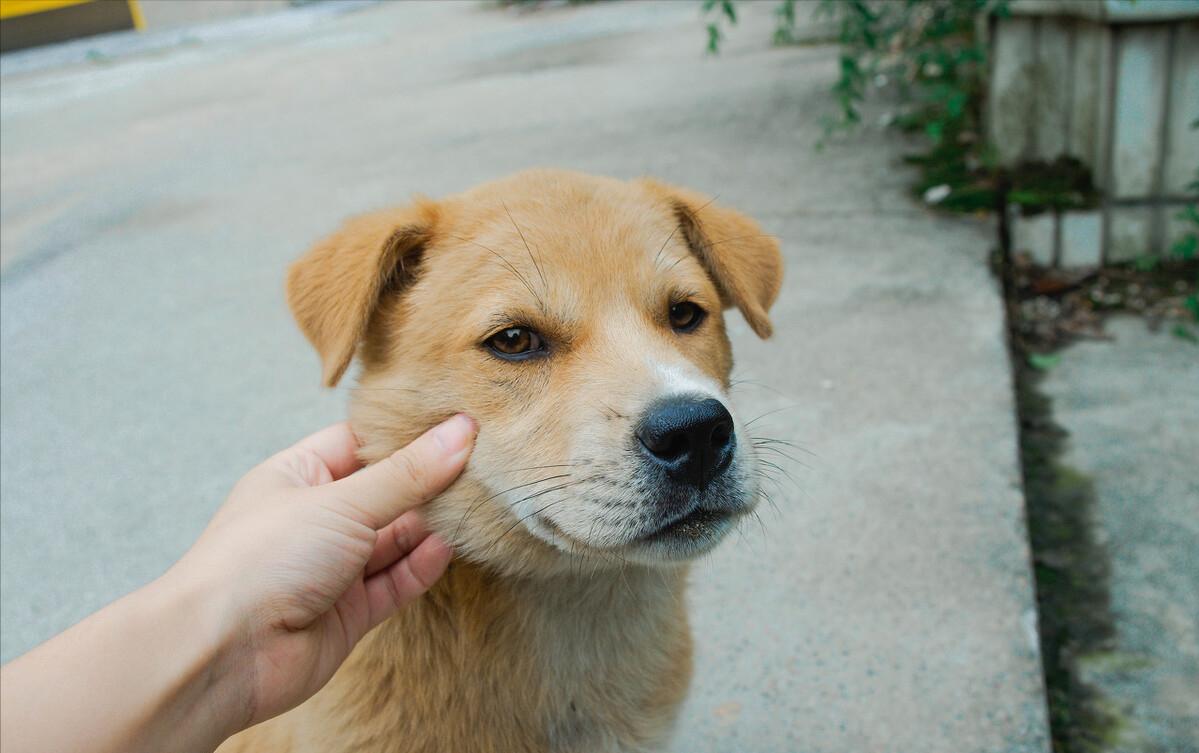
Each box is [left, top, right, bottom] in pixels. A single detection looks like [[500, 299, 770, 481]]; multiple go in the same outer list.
[[1172, 324, 1199, 345], [1132, 254, 1160, 272], [947, 90, 967, 117], [1029, 353, 1061, 371], [1185, 294, 1199, 321], [1171, 234, 1197, 260]]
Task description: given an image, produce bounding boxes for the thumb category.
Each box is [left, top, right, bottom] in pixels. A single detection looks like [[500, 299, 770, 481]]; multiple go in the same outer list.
[[320, 414, 476, 529]]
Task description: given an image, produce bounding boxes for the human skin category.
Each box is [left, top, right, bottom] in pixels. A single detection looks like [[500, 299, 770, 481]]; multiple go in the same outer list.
[[0, 414, 476, 753]]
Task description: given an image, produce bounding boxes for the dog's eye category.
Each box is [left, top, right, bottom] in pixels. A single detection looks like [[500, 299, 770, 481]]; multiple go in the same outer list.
[[485, 327, 545, 359], [668, 302, 705, 333]]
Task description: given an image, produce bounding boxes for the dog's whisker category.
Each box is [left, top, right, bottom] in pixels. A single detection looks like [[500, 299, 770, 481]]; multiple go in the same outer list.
[[617, 548, 635, 602], [452, 473, 573, 544], [599, 402, 627, 420], [654, 192, 720, 269], [751, 508, 768, 534], [752, 467, 790, 499], [662, 255, 688, 274], [733, 521, 752, 549], [653, 224, 681, 269], [481, 471, 615, 556], [704, 233, 781, 248], [729, 378, 791, 399], [756, 457, 797, 483], [507, 463, 583, 473], [751, 442, 802, 463], [447, 232, 545, 311], [483, 493, 575, 556], [579, 518, 600, 578], [752, 445, 811, 471], [754, 462, 795, 491], [744, 404, 802, 427], [751, 436, 815, 456], [501, 200, 546, 290]]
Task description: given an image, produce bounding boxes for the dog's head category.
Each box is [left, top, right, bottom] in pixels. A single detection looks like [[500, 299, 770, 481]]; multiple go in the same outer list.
[[288, 170, 782, 576]]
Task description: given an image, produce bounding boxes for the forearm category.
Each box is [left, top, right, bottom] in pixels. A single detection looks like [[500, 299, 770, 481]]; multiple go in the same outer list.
[[0, 568, 249, 753]]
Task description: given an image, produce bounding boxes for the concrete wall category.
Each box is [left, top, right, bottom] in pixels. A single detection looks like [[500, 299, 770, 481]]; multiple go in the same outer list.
[[989, 1, 1199, 266]]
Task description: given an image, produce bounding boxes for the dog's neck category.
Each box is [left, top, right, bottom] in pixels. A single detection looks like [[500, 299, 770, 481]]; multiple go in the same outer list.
[[435, 555, 689, 634], [366, 554, 693, 688]]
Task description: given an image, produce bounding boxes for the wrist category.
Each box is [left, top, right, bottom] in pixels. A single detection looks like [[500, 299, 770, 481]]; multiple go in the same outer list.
[[147, 560, 256, 744], [0, 560, 257, 753]]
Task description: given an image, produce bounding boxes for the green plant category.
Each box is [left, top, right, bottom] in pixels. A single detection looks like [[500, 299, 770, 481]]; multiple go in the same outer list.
[[1173, 205, 1199, 261], [1174, 274, 1198, 344], [704, 1, 1017, 211], [772, 0, 798, 45], [1170, 128, 1198, 262], [703, 0, 999, 138], [1169, 119, 1198, 341], [1028, 352, 1061, 371], [814, 0, 1000, 142], [704, 0, 800, 52], [702, 0, 737, 54]]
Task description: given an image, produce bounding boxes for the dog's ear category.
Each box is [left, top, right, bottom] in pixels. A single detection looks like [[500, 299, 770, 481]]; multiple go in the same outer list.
[[287, 200, 439, 386], [639, 179, 783, 338]]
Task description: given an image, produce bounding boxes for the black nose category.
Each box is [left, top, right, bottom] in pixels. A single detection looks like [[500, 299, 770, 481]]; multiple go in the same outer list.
[[636, 396, 735, 488]]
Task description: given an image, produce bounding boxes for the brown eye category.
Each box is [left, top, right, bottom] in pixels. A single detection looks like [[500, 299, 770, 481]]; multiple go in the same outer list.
[[669, 302, 705, 333], [485, 327, 545, 359]]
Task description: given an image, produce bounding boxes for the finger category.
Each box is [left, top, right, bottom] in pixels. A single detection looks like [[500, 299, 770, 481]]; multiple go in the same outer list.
[[320, 414, 476, 529], [362, 534, 453, 630], [290, 421, 365, 481], [365, 510, 429, 577], [242, 422, 365, 494]]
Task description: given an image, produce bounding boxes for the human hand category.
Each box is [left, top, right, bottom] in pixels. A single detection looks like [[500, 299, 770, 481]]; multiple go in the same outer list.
[[173, 415, 476, 729]]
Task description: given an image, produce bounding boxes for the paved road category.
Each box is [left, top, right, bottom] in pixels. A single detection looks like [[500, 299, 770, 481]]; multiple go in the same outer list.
[[0, 2, 1049, 750], [1042, 317, 1199, 752]]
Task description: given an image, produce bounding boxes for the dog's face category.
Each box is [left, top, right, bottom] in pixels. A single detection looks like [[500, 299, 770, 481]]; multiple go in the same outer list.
[[288, 170, 782, 576]]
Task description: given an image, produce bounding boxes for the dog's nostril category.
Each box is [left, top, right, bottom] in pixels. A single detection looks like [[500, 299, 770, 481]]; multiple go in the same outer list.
[[647, 433, 689, 462], [710, 420, 732, 449], [636, 396, 736, 488]]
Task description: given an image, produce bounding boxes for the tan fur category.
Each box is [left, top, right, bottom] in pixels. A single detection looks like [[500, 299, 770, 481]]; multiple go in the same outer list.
[[221, 170, 781, 753]]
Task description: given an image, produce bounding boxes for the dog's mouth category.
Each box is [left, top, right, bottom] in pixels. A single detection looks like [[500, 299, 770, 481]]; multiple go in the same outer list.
[[534, 502, 738, 561], [638, 505, 733, 544], [624, 502, 741, 561]]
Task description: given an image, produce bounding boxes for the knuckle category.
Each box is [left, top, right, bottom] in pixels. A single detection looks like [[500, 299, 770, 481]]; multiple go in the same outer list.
[[410, 560, 439, 592], [390, 518, 415, 555], [384, 450, 427, 492], [382, 570, 404, 607]]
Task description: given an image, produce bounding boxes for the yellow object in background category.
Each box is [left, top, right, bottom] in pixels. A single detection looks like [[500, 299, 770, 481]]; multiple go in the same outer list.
[[0, 0, 143, 51], [0, 0, 94, 20]]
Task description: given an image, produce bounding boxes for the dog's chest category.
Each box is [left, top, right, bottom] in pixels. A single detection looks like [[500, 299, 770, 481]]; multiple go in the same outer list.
[[325, 564, 694, 753]]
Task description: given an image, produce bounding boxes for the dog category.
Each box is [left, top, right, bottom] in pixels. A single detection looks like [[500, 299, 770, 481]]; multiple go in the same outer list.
[[220, 169, 782, 753]]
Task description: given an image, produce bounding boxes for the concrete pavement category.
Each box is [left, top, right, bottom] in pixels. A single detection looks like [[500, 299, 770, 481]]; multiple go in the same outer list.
[[1041, 317, 1199, 752], [1, 2, 1049, 750]]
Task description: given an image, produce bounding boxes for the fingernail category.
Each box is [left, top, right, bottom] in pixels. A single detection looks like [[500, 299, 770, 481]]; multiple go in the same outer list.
[[433, 414, 476, 454]]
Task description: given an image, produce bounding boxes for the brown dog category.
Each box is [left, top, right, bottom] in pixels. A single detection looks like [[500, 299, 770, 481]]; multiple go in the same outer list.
[[220, 169, 782, 753]]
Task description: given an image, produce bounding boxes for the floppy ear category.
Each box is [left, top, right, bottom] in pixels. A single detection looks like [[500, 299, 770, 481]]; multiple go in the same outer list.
[[286, 200, 439, 386], [639, 179, 783, 338]]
